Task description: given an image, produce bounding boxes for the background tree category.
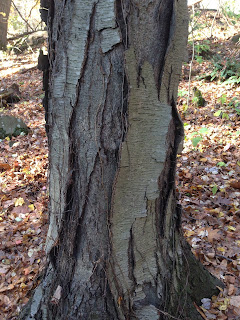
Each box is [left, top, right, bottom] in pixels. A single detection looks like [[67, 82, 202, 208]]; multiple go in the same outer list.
[[0, 0, 11, 49], [20, 0, 223, 319]]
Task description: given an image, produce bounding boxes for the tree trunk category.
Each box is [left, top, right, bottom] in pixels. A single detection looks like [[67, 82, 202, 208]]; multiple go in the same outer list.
[[0, 0, 11, 49], [20, 0, 223, 319]]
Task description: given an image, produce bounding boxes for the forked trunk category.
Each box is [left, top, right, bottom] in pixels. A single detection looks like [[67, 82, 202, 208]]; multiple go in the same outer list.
[[20, 0, 223, 319]]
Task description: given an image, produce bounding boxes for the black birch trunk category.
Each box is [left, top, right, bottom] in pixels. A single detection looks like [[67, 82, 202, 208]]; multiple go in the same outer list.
[[20, 0, 223, 319]]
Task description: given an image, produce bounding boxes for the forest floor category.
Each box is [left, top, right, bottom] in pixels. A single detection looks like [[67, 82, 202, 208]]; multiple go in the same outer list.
[[0, 9, 240, 320]]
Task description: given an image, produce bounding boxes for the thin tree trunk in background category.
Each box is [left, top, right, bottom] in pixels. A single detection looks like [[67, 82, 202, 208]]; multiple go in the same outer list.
[[20, 0, 223, 319], [0, 0, 11, 49]]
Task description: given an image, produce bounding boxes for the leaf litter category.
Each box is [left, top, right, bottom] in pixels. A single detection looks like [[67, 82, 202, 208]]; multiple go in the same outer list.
[[177, 8, 240, 320], [0, 49, 48, 319]]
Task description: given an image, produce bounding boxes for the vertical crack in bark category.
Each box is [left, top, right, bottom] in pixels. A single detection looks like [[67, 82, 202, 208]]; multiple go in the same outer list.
[[128, 226, 137, 288], [171, 98, 184, 230], [157, 96, 183, 238], [115, 0, 129, 48], [78, 2, 97, 82], [120, 71, 129, 144], [156, 0, 174, 94], [71, 155, 99, 259]]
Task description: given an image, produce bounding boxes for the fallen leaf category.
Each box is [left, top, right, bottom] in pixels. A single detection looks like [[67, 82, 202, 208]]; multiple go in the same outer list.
[[0, 294, 11, 306], [0, 283, 14, 293], [207, 229, 222, 243], [227, 225, 236, 232], [0, 163, 11, 171], [230, 296, 240, 308], [14, 197, 25, 206], [24, 268, 31, 275], [230, 181, 240, 189], [28, 204, 34, 211], [0, 267, 10, 274], [228, 284, 236, 295], [216, 196, 231, 205]]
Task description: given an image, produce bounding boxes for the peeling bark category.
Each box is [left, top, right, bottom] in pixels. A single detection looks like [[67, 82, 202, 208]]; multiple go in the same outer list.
[[19, 0, 223, 319]]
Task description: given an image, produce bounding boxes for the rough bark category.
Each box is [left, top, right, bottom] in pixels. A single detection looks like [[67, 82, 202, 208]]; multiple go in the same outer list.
[[0, 0, 11, 49], [20, 0, 223, 319]]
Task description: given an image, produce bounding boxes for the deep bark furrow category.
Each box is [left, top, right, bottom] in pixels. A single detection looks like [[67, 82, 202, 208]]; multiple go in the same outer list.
[[78, 2, 97, 83], [156, 0, 174, 92], [115, 0, 129, 48], [128, 226, 137, 287], [157, 101, 183, 238]]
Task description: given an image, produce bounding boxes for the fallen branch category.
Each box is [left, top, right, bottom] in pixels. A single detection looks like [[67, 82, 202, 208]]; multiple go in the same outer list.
[[7, 30, 45, 41], [20, 66, 37, 74]]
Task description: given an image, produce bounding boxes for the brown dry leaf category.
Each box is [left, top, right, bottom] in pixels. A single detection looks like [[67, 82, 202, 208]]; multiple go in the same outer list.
[[0, 283, 14, 293], [226, 276, 236, 285], [219, 259, 227, 268], [24, 268, 31, 276], [230, 180, 240, 190], [185, 230, 195, 237], [185, 172, 192, 179], [11, 205, 29, 214], [216, 196, 231, 206], [206, 252, 215, 259], [0, 163, 11, 171], [0, 267, 10, 274], [229, 296, 240, 308], [0, 294, 11, 306], [233, 307, 240, 316], [228, 283, 236, 296], [207, 228, 222, 243]]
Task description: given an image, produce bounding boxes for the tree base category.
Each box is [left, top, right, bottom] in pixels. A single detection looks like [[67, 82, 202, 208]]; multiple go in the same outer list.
[[19, 236, 223, 320]]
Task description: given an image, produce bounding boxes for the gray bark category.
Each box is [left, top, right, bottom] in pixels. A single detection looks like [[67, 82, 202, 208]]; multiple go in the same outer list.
[[20, 0, 223, 319], [0, 0, 11, 49]]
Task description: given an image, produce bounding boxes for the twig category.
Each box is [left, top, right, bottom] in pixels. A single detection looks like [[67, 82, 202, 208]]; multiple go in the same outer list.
[[215, 254, 233, 262], [12, 1, 34, 32], [156, 308, 182, 320], [194, 302, 208, 320], [28, 0, 40, 20]]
